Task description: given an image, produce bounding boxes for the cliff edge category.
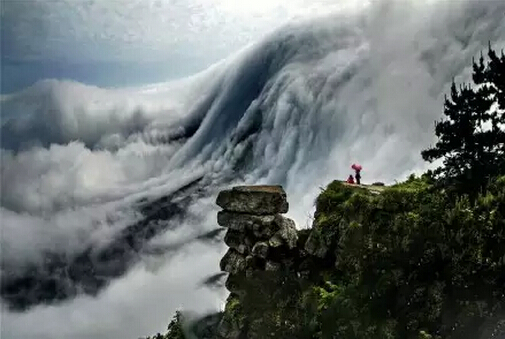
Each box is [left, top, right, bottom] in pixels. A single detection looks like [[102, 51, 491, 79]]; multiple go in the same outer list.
[[141, 176, 505, 339], [215, 177, 505, 339]]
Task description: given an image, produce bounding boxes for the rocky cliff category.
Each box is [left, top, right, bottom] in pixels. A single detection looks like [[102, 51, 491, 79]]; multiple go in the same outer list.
[[213, 179, 505, 339], [142, 177, 505, 339]]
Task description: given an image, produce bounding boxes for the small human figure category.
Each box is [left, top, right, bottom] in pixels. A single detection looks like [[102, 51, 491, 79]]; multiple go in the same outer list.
[[351, 164, 363, 185], [346, 175, 355, 184], [355, 169, 361, 185]]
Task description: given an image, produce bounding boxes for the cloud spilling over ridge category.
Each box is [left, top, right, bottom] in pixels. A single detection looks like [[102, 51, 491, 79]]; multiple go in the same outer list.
[[1, 0, 505, 338], [0, 60, 228, 151]]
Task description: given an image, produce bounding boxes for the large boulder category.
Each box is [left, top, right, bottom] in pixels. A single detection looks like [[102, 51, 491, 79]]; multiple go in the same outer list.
[[220, 249, 246, 274], [251, 241, 269, 259], [268, 215, 298, 249], [304, 229, 329, 258], [224, 230, 247, 254], [216, 186, 288, 215], [217, 211, 277, 237], [265, 261, 282, 272], [225, 275, 247, 297]]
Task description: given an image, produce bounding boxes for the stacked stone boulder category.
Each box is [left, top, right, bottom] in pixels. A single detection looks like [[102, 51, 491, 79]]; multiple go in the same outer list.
[[216, 186, 298, 279], [215, 185, 300, 338]]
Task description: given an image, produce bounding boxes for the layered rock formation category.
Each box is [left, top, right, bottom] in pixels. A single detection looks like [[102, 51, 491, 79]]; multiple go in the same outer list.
[[217, 186, 298, 282], [215, 185, 306, 339]]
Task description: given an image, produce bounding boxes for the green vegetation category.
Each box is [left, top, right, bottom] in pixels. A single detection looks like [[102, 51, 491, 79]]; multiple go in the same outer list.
[[139, 311, 185, 339], [305, 176, 505, 338], [421, 44, 505, 196]]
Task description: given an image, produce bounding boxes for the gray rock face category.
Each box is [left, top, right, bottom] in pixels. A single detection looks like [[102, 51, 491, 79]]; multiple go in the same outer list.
[[268, 234, 284, 248], [217, 211, 277, 237], [244, 256, 259, 279], [252, 221, 277, 239], [224, 230, 247, 254], [251, 242, 269, 259], [268, 215, 298, 249], [216, 317, 242, 339], [225, 276, 246, 297], [216, 186, 289, 215], [265, 261, 282, 271], [220, 249, 246, 274], [304, 230, 329, 258]]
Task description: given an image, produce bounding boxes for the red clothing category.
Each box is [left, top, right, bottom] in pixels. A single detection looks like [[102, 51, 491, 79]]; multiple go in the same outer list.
[[346, 176, 355, 184]]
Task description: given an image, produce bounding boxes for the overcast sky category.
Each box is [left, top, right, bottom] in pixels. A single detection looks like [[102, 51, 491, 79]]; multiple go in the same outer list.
[[1, 0, 367, 93]]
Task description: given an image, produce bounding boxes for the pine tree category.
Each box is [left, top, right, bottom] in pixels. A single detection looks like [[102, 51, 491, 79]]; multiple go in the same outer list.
[[421, 44, 505, 193]]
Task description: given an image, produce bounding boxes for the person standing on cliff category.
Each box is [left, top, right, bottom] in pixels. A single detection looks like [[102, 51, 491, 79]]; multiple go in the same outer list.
[[351, 164, 362, 185], [355, 169, 361, 185]]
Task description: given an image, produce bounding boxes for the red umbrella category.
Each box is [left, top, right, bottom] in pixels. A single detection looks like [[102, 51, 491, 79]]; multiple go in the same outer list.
[[351, 163, 362, 171]]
